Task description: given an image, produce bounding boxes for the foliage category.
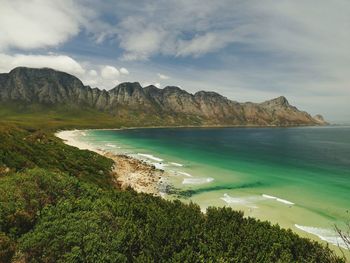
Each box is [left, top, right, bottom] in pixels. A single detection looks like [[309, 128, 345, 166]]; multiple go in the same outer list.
[[0, 169, 342, 263], [0, 125, 113, 187]]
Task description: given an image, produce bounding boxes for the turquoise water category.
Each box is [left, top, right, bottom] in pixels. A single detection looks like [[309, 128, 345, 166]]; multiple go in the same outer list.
[[77, 126, 350, 248]]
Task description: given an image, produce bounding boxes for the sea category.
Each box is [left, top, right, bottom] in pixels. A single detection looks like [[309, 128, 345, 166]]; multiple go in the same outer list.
[[73, 126, 350, 249]]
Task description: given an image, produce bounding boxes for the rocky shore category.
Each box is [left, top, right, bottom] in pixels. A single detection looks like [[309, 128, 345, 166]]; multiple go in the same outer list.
[[105, 153, 165, 195], [56, 130, 165, 196]]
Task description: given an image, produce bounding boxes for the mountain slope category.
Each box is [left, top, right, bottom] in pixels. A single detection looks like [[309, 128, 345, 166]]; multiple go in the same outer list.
[[0, 67, 327, 127]]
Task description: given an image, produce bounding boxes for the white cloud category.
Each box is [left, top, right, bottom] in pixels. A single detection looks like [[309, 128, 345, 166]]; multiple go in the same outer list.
[[157, 73, 170, 80], [103, 1, 244, 60], [142, 82, 160, 88], [118, 23, 166, 61], [120, 67, 129, 74], [0, 0, 92, 51], [100, 65, 119, 79], [176, 32, 234, 57], [88, 69, 98, 77], [0, 53, 85, 75]]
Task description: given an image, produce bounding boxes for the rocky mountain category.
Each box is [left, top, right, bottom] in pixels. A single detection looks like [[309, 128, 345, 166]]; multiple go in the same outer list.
[[0, 67, 327, 126]]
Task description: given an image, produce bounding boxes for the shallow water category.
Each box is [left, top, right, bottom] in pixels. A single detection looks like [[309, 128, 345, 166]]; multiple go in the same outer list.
[[76, 126, 350, 249]]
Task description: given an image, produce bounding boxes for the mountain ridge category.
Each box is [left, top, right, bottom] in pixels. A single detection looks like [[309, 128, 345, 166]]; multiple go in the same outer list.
[[0, 67, 327, 126]]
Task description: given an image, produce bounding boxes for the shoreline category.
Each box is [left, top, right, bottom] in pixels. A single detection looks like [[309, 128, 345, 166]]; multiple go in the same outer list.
[[55, 130, 166, 196], [54, 123, 332, 135], [55, 129, 349, 256]]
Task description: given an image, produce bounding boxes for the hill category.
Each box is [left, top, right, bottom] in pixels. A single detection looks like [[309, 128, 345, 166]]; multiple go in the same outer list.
[[0, 67, 327, 129]]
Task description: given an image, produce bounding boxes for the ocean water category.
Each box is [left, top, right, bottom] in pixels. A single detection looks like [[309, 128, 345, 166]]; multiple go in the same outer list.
[[76, 126, 350, 249]]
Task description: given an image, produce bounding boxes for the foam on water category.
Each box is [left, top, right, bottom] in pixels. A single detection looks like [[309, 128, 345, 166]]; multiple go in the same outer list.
[[182, 177, 214, 185], [262, 194, 295, 205], [178, 171, 192, 177], [152, 162, 168, 170], [106, 143, 117, 148], [221, 193, 258, 208], [295, 224, 348, 249], [170, 162, 183, 167], [137, 153, 163, 162]]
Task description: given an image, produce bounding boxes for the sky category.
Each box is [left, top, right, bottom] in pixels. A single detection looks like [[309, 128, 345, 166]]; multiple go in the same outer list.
[[0, 0, 349, 123]]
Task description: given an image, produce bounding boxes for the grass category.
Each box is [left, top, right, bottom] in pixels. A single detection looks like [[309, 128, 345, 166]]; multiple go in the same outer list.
[[0, 103, 204, 131], [0, 103, 124, 130]]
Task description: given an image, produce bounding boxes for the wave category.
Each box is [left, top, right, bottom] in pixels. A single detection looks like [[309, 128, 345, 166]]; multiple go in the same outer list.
[[182, 177, 214, 185], [106, 143, 117, 148], [262, 194, 295, 205], [168, 170, 192, 177], [295, 224, 348, 249], [221, 193, 258, 208], [170, 162, 183, 167], [178, 171, 192, 177], [137, 153, 163, 162], [152, 162, 168, 170]]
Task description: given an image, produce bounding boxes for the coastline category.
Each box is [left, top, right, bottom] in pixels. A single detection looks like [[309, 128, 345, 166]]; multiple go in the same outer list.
[[55, 128, 350, 256], [56, 123, 330, 133], [56, 130, 166, 196]]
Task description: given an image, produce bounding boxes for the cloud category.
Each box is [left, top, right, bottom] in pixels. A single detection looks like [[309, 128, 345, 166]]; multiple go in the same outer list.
[[100, 65, 119, 79], [98, 1, 246, 60], [157, 73, 170, 80], [88, 69, 98, 77], [117, 19, 166, 61], [0, 53, 85, 75], [0, 0, 92, 51], [87, 65, 130, 88], [176, 32, 235, 57], [142, 82, 160, 88], [120, 67, 129, 74]]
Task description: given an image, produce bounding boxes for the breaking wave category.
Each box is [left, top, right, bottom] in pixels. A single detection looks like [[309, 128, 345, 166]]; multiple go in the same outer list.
[[137, 153, 164, 162], [262, 194, 295, 205]]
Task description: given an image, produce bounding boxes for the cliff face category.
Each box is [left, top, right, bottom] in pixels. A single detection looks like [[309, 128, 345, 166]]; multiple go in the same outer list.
[[0, 67, 327, 126]]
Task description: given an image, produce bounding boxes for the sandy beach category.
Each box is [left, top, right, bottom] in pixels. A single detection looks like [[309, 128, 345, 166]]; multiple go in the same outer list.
[[55, 130, 165, 195]]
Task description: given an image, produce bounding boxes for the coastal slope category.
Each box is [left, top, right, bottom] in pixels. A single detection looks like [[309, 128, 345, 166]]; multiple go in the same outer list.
[[0, 67, 327, 127]]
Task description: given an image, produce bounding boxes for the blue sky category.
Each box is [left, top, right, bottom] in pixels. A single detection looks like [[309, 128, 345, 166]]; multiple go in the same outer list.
[[0, 0, 349, 123]]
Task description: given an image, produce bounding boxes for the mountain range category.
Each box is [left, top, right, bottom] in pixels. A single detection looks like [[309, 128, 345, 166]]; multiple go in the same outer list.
[[0, 67, 327, 127]]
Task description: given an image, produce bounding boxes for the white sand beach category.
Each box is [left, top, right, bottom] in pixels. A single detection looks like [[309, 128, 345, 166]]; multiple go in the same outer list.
[[55, 130, 165, 195]]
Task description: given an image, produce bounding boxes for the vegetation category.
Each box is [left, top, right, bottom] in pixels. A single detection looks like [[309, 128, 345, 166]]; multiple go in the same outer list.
[[0, 125, 345, 262], [0, 103, 202, 131], [0, 125, 113, 187], [0, 103, 125, 130]]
